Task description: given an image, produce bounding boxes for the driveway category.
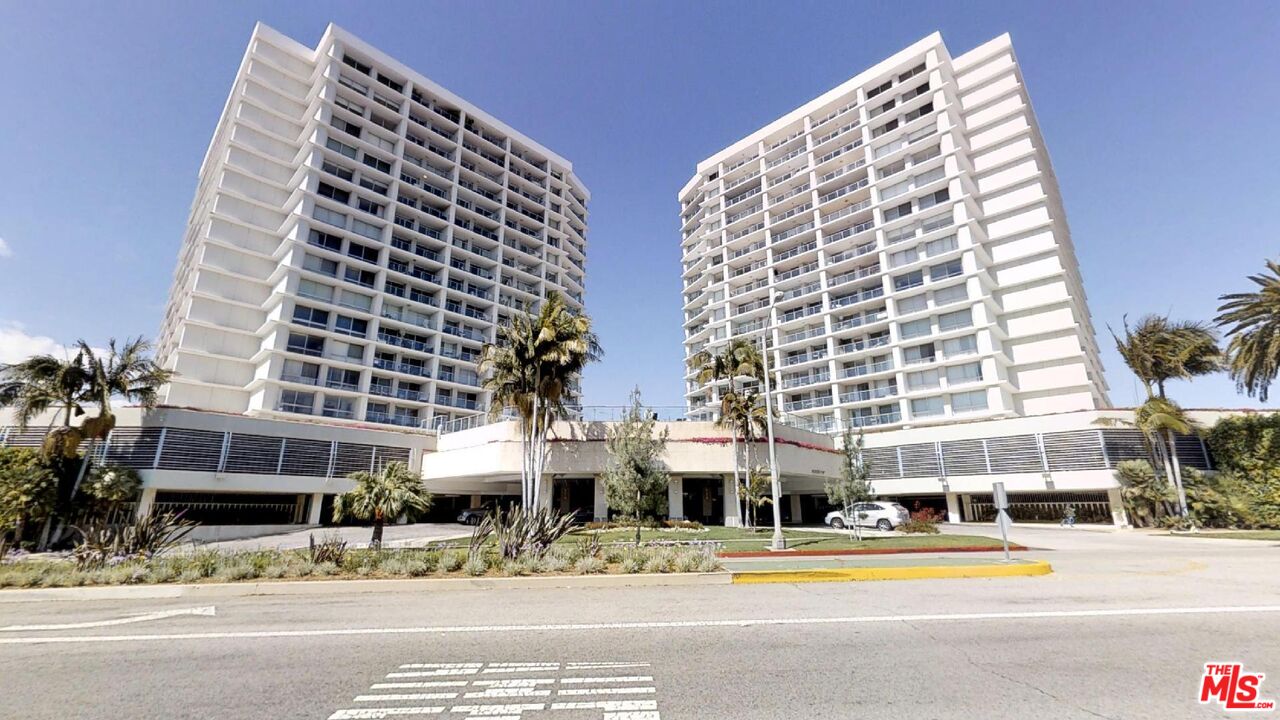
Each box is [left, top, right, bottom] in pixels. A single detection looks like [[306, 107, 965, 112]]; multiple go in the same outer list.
[[192, 523, 471, 552]]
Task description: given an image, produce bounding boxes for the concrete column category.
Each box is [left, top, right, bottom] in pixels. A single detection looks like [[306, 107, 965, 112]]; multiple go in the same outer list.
[[667, 476, 683, 520], [961, 494, 973, 521], [1107, 488, 1131, 528], [135, 487, 157, 520], [593, 475, 608, 521], [469, 494, 482, 508], [723, 475, 742, 527], [945, 492, 962, 524], [789, 494, 803, 525], [307, 493, 325, 524]]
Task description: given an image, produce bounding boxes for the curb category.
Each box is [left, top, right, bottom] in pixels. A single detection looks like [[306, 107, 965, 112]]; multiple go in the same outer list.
[[0, 571, 733, 602], [730, 560, 1053, 584], [721, 545, 1028, 559]]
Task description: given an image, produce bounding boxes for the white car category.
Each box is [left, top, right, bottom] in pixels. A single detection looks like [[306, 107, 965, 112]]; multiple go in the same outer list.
[[825, 501, 910, 531]]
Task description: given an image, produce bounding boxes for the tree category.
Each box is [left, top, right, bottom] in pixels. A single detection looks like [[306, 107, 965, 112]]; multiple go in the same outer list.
[[0, 350, 91, 458], [0, 448, 59, 555], [82, 466, 143, 523], [479, 292, 601, 509], [1107, 315, 1221, 519], [1216, 260, 1280, 402], [720, 390, 768, 526], [739, 465, 773, 530], [825, 428, 874, 540], [689, 339, 764, 525], [601, 389, 670, 544], [333, 461, 432, 548]]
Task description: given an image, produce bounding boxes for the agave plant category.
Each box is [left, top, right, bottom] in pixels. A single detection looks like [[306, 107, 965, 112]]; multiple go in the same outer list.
[[478, 505, 578, 560]]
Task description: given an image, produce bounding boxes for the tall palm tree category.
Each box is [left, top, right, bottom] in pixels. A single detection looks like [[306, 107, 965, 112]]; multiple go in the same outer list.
[[1108, 315, 1220, 519], [0, 351, 91, 458], [1216, 260, 1280, 402], [720, 390, 768, 526], [333, 461, 432, 548], [479, 292, 601, 509], [689, 339, 764, 525], [70, 338, 172, 496]]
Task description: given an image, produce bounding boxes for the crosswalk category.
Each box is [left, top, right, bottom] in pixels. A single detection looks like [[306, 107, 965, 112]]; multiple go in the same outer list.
[[328, 662, 661, 720]]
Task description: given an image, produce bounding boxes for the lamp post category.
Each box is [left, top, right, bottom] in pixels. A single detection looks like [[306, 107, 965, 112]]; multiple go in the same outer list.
[[759, 297, 786, 551]]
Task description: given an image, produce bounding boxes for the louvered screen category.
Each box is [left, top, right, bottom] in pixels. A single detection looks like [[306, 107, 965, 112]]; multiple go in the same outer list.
[[1043, 430, 1107, 471], [940, 439, 987, 475], [280, 438, 331, 477], [156, 428, 224, 471], [985, 435, 1043, 473], [223, 433, 285, 474], [98, 427, 163, 469], [0, 426, 49, 448], [333, 442, 375, 477], [1102, 429, 1149, 464], [862, 447, 901, 479], [899, 443, 940, 478], [373, 445, 412, 470], [1174, 433, 1211, 470]]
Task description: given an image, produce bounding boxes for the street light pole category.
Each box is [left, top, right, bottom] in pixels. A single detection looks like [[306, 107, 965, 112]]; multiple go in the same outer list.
[[759, 304, 786, 551]]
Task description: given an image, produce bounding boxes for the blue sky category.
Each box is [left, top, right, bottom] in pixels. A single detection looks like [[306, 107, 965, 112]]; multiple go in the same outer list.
[[0, 1, 1277, 410]]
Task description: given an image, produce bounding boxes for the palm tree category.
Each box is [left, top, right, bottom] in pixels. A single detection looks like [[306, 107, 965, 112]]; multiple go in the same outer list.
[[1108, 315, 1220, 519], [479, 292, 601, 509], [0, 351, 91, 458], [719, 390, 768, 526], [1216, 260, 1280, 401], [333, 461, 432, 548], [689, 339, 764, 525]]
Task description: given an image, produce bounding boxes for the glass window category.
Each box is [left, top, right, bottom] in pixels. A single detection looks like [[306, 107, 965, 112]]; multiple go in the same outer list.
[[351, 219, 382, 240], [292, 305, 329, 329], [929, 258, 963, 281], [322, 161, 354, 182], [282, 360, 319, 384], [951, 389, 989, 413], [925, 234, 958, 256], [880, 178, 911, 200], [910, 396, 944, 417], [896, 294, 927, 314], [883, 202, 913, 222], [338, 290, 373, 312], [889, 247, 919, 268], [317, 182, 350, 203], [899, 317, 932, 339], [334, 315, 368, 337], [914, 167, 945, 186], [286, 333, 324, 357], [297, 278, 333, 302], [933, 284, 968, 306], [938, 308, 973, 332], [946, 362, 983, 385], [279, 390, 315, 413], [302, 254, 338, 277], [893, 270, 924, 291], [906, 369, 940, 390], [347, 242, 379, 263], [325, 138, 358, 159], [903, 343, 936, 365], [312, 206, 347, 228], [920, 212, 954, 233], [308, 229, 343, 252], [942, 334, 978, 357]]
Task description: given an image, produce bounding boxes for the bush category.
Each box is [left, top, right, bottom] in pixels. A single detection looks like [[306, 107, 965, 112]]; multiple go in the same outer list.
[[438, 551, 465, 573], [463, 555, 488, 577], [898, 508, 942, 534], [308, 534, 349, 565], [72, 511, 197, 570], [574, 555, 605, 574], [1204, 414, 1280, 528]]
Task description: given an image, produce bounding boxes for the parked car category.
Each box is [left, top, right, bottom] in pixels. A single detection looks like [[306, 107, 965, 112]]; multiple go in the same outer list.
[[456, 504, 493, 525], [825, 501, 910, 531]]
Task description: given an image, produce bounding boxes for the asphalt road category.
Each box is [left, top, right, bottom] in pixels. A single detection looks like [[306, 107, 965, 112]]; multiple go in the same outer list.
[[0, 527, 1277, 719]]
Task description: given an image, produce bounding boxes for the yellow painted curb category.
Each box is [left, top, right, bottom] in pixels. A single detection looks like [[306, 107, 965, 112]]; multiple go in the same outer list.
[[730, 560, 1053, 584]]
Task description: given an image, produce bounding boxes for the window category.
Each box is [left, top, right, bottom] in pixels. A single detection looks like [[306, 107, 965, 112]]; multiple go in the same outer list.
[[312, 206, 347, 228], [867, 79, 892, 98], [925, 234, 958, 256], [335, 341, 365, 361], [357, 197, 384, 216], [308, 229, 343, 252], [279, 390, 315, 414], [899, 317, 932, 339], [911, 395, 944, 417], [946, 362, 983, 385], [345, 267, 376, 288], [362, 154, 391, 174], [325, 138, 358, 159], [292, 305, 329, 329], [889, 247, 919, 268], [918, 188, 949, 210], [938, 308, 973, 332], [929, 259, 963, 282], [322, 161, 354, 182], [282, 360, 320, 385], [377, 74, 403, 93], [334, 315, 368, 338], [351, 218, 382, 240], [322, 395, 355, 418], [303, 254, 338, 277], [903, 342, 936, 365], [893, 270, 924, 291], [286, 333, 324, 357], [338, 290, 373, 312], [921, 211, 953, 233], [334, 96, 365, 115], [883, 202, 913, 222], [297, 278, 333, 302], [942, 334, 978, 357], [907, 368, 940, 391], [359, 177, 388, 196], [933, 283, 968, 306], [330, 117, 362, 139], [342, 54, 371, 75], [317, 182, 350, 203], [347, 242, 379, 264], [885, 225, 916, 245], [951, 389, 988, 413], [896, 294, 927, 314], [326, 368, 361, 390], [880, 178, 911, 200], [365, 132, 396, 153]]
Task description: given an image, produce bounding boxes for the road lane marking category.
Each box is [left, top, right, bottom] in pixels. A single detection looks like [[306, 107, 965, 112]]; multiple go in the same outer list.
[[560, 676, 653, 684], [5, 605, 1280, 645], [550, 700, 658, 711], [558, 687, 656, 696], [354, 694, 457, 702], [371, 682, 469, 689], [0, 605, 215, 632], [330, 709, 445, 719]]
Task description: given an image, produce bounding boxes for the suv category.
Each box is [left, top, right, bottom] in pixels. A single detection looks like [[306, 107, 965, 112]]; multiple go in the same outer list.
[[825, 501, 910, 531], [456, 504, 494, 525]]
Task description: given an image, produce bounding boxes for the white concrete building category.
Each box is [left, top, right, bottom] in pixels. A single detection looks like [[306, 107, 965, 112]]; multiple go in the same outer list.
[[157, 23, 589, 430], [679, 32, 1108, 433]]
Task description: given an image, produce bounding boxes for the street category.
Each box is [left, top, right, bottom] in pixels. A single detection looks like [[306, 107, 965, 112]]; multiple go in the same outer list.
[[0, 527, 1277, 719]]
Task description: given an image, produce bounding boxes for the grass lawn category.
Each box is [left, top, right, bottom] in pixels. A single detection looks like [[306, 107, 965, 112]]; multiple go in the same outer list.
[[1187, 530, 1280, 541], [552, 527, 1008, 552]]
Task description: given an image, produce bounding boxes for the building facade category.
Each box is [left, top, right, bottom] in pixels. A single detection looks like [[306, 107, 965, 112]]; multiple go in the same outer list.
[[680, 33, 1108, 433], [157, 23, 589, 431]]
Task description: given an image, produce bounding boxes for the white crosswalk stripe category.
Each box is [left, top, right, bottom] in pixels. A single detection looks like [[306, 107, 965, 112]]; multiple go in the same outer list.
[[327, 662, 661, 719]]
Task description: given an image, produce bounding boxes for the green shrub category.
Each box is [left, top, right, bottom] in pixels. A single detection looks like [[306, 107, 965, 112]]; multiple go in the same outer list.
[[574, 555, 605, 574], [620, 554, 644, 574], [438, 551, 465, 573], [643, 549, 674, 574], [542, 553, 569, 573]]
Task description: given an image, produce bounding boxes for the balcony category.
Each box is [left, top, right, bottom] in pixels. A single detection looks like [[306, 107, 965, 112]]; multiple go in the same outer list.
[[783, 349, 828, 367], [365, 411, 420, 428], [783, 395, 834, 412], [782, 370, 830, 389], [841, 360, 893, 378], [850, 411, 902, 428], [839, 385, 898, 403]]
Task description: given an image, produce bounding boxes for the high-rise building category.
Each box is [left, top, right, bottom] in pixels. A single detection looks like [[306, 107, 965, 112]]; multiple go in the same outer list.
[[157, 23, 589, 429], [679, 32, 1108, 433]]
